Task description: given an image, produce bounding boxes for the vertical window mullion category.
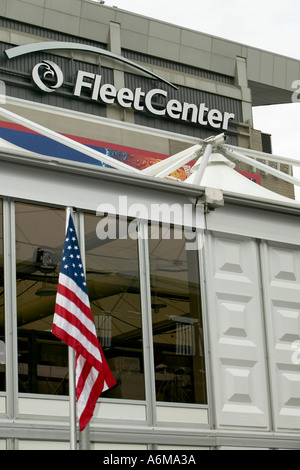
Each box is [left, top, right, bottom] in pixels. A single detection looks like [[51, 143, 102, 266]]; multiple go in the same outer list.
[[138, 221, 157, 426], [3, 199, 18, 420], [197, 229, 215, 429]]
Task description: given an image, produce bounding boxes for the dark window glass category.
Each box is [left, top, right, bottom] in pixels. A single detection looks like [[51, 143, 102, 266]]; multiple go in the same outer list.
[[149, 226, 207, 404], [15, 203, 68, 395], [84, 214, 145, 400]]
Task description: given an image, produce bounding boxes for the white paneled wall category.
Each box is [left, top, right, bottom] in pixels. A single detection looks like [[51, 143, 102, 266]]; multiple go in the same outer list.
[[205, 230, 300, 434], [205, 232, 270, 429], [260, 241, 300, 431]]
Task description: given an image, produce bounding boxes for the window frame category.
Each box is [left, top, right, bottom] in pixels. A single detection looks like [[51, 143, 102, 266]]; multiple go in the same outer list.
[[0, 187, 209, 427]]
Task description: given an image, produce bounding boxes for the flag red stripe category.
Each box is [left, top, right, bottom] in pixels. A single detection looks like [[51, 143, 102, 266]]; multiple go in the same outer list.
[[76, 357, 102, 401], [57, 282, 93, 321], [54, 303, 100, 352], [76, 358, 89, 399], [52, 321, 115, 389], [78, 367, 105, 431], [52, 322, 103, 371]]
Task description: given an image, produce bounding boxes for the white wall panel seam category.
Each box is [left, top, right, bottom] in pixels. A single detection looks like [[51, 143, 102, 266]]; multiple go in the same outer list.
[[257, 240, 276, 432], [200, 232, 217, 430]]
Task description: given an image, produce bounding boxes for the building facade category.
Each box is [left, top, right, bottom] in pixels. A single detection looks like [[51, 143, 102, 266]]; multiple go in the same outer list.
[[0, 0, 299, 450]]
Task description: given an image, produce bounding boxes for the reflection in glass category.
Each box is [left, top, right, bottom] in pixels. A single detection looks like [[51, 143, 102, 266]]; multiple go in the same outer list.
[[84, 214, 145, 400], [0, 201, 4, 391], [15, 203, 67, 395], [149, 226, 207, 404]]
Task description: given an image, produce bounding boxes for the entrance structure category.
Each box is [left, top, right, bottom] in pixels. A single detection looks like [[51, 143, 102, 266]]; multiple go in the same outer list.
[[0, 0, 299, 450]]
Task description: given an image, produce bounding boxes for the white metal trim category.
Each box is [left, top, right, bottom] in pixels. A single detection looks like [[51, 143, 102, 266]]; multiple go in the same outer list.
[[138, 222, 157, 426], [3, 199, 18, 421]]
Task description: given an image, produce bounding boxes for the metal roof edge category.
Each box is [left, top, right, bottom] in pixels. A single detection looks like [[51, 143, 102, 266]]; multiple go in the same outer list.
[[0, 145, 299, 217]]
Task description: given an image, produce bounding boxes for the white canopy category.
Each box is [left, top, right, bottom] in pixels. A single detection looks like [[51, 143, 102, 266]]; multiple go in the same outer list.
[[186, 152, 298, 205]]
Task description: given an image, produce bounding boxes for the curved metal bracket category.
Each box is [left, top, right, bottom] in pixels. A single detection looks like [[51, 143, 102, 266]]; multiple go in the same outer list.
[[5, 42, 178, 90]]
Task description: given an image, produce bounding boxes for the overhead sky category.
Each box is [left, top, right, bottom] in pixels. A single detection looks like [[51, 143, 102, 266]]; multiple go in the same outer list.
[[93, 0, 300, 199]]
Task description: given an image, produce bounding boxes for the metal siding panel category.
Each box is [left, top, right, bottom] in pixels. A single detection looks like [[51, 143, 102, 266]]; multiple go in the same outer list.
[[4, 83, 107, 117], [133, 112, 238, 143], [0, 17, 107, 48], [260, 241, 300, 431], [205, 232, 270, 428], [122, 49, 234, 84], [124, 73, 242, 122]]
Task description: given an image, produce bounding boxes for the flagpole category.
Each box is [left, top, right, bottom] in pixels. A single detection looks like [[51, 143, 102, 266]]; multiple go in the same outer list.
[[53, 208, 116, 449], [66, 208, 78, 450], [68, 345, 77, 450], [78, 212, 91, 451]]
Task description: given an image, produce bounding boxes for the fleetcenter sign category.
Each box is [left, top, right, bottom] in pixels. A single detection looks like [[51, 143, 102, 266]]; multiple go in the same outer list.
[[6, 42, 235, 131], [73, 70, 235, 130]]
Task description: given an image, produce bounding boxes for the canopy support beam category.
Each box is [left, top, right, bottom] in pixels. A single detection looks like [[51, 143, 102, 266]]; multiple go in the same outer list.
[[220, 145, 300, 188]]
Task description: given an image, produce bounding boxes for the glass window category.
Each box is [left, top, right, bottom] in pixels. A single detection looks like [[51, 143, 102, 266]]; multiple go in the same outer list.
[[149, 225, 207, 404], [0, 200, 4, 391], [15, 203, 68, 395], [84, 214, 145, 400]]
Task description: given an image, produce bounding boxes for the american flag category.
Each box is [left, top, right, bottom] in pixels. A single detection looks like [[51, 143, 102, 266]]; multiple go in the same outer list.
[[52, 212, 116, 431]]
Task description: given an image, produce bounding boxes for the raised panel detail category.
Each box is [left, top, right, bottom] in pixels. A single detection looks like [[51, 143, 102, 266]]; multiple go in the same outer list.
[[272, 300, 300, 344], [205, 232, 269, 428], [271, 248, 297, 281], [261, 241, 300, 431]]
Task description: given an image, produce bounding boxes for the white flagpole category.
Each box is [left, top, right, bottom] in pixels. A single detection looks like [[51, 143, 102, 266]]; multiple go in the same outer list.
[[78, 211, 91, 450], [66, 208, 78, 450], [68, 346, 77, 450]]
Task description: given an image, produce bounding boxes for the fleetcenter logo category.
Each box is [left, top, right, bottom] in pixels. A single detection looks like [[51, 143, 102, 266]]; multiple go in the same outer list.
[[5, 41, 236, 130], [32, 60, 64, 93]]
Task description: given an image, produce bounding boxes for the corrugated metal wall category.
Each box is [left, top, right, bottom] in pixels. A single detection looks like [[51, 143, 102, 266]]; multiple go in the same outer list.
[[123, 49, 234, 84], [0, 17, 107, 48], [134, 112, 238, 143]]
